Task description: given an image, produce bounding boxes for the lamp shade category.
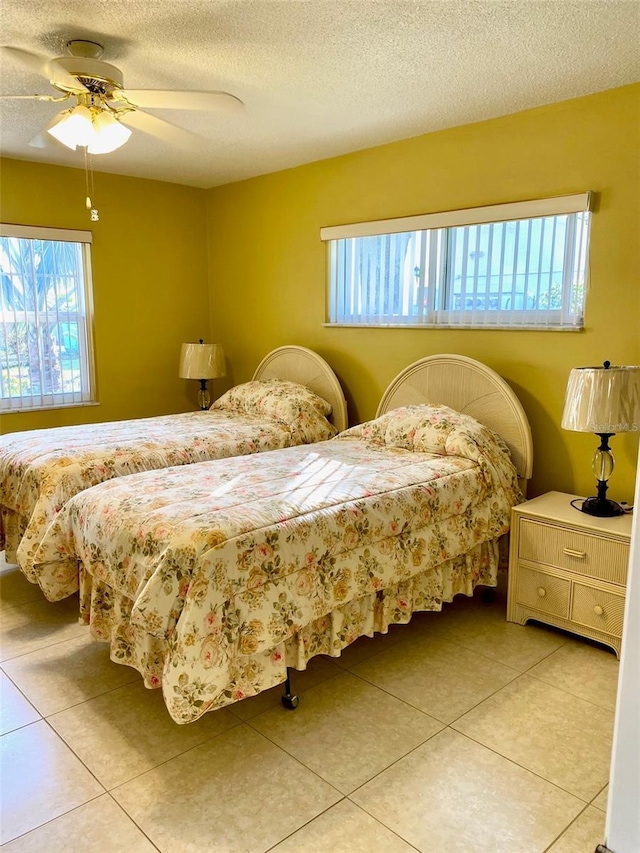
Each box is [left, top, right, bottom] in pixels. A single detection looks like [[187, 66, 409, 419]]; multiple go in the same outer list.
[[561, 364, 640, 433], [48, 105, 94, 150], [47, 104, 132, 154], [88, 110, 132, 154], [179, 342, 226, 380]]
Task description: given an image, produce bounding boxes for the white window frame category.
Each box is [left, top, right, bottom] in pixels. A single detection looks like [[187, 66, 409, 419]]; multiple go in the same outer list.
[[0, 223, 96, 413], [322, 193, 592, 330]]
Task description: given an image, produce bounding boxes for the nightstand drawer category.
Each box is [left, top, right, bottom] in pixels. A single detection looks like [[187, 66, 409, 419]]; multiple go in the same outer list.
[[571, 583, 625, 638], [516, 566, 570, 618], [519, 518, 628, 585]]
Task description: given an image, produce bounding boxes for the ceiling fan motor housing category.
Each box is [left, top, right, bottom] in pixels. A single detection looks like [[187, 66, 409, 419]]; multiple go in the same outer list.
[[53, 56, 124, 94]]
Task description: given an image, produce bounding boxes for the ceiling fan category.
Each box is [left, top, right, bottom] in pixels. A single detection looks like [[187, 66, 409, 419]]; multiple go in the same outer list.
[[1, 39, 244, 154]]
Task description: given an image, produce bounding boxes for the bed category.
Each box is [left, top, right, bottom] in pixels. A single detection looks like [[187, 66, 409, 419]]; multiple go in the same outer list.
[[0, 345, 347, 600], [33, 354, 533, 724]]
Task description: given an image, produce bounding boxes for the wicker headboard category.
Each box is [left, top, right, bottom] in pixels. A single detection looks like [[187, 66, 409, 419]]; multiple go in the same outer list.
[[376, 353, 533, 483], [252, 345, 348, 433]]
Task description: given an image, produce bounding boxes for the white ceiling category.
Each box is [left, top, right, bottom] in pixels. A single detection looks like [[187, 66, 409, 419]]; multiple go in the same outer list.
[[1, 0, 639, 189]]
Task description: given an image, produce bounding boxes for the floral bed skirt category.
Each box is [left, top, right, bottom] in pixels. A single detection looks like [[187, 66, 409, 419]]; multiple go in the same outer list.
[[78, 538, 500, 724]]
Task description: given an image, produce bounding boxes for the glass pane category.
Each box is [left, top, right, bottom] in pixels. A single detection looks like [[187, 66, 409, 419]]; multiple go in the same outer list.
[[331, 232, 418, 323], [52, 320, 83, 393], [0, 320, 76, 397], [444, 214, 583, 314], [1, 320, 31, 399]]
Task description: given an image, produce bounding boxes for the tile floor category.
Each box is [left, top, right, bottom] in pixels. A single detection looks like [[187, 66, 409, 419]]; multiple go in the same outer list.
[[0, 553, 618, 853]]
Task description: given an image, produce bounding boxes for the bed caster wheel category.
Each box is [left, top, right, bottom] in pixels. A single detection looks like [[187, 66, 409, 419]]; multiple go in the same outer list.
[[281, 693, 299, 710]]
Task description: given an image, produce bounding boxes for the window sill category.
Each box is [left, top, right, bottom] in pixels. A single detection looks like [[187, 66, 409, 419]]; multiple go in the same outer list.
[[1, 401, 100, 415], [323, 323, 583, 331]]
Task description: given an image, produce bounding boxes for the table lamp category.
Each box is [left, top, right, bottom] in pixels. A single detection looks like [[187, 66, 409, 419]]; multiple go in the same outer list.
[[561, 361, 640, 516], [179, 339, 226, 410]]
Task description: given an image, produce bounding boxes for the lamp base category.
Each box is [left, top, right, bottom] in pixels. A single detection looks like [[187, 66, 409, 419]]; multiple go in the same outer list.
[[579, 496, 624, 517], [197, 379, 211, 411]]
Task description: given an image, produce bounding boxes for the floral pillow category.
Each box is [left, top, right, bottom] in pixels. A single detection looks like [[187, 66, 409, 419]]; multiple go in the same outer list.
[[210, 380, 336, 443], [338, 404, 522, 506], [337, 404, 467, 454]]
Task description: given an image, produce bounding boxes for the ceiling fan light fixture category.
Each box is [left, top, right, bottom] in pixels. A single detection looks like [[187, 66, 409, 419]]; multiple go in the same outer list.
[[88, 110, 131, 154], [47, 104, 94, 150], [47, 102, 131, 154]]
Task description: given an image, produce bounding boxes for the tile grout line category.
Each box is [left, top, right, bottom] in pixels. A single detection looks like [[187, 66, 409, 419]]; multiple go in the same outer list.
[[339, 625, 597, 728], [0, 786, 162, 852], [259, 629, 613, 844], [289, 656, 612, 807], [343, 654, 521, 726], [0, 594, 46, 611], [0, 790, 107, 849], [242, 715, 346, 796], [0, 665, 42, 734], [239, 669, 448, 796], [446, 725, 603, 806], [260, 798, 347, 853], [460, 629, 619, 716], [0, 627, 90, 665], [41, 716, 110, 791], [261, 797, 423, 853], [344, 615, 618, 717], [541, 801, 596, 853], [105, 790, 163, 853], [591, 782, 609, 808], [1, 658, 141, 722], [0, 716, 110, 847], [343, 725, 594, 853], [65, 713, 246, 794]]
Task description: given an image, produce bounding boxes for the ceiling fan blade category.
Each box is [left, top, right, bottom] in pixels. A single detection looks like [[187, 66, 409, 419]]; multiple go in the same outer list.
[[1, 46, 51, 77], [0, 94, 50, 99], [116, 89, 243, 113], [28, 130, 52, 149], [119, 109, 201, 148], [1, 47, 87, 93]]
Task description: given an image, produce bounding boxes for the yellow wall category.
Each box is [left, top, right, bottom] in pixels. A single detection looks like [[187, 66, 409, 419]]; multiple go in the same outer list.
[[207, 84, 640, 500], [0, 158, 210, 434]]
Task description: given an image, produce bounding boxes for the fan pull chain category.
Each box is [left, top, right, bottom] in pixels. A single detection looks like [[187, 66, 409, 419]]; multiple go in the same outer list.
[[83, 147, 99, 221]]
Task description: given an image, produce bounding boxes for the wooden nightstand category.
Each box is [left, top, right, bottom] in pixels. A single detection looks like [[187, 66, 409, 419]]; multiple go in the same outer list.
[[507, 491, 632, 658]]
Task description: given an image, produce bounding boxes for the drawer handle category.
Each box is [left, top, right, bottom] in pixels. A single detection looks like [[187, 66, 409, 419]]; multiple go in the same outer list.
[[593, 605, 604, 617], [563, 548, 586, 559], [537, 587, 547, 598]]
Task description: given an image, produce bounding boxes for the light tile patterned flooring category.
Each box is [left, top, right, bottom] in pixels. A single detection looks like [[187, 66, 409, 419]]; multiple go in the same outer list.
[[1, 553, 617, 853]]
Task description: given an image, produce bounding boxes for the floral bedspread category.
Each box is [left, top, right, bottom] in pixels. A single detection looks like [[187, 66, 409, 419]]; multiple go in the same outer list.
[[1, 404, 335, 580], [34, 405, 523, 723]]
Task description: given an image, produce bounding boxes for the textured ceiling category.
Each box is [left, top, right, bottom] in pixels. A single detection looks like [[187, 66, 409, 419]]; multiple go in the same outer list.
[[1, 0, 639, 188]]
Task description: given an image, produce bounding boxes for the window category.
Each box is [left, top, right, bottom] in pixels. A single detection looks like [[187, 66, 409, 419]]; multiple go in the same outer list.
[[0, 224, 95, 412], [323, 193, 592, 329]]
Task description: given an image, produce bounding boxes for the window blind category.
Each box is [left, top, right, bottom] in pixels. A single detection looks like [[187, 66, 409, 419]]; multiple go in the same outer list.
[[323, 194, 592, 330], [1, 226, 96, 412]]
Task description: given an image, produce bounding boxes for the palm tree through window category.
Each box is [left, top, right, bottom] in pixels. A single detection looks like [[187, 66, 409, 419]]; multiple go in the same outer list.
[[0, 225, 95, 412]]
